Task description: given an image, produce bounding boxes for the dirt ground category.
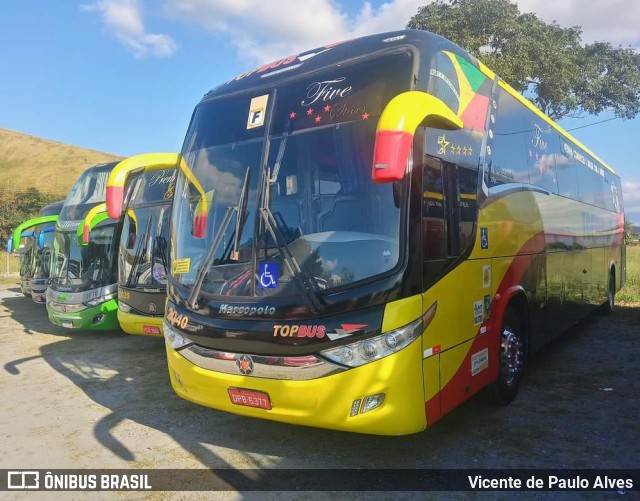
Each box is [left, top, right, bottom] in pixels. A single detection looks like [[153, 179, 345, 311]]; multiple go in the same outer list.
[[0, 281, 638, 500]]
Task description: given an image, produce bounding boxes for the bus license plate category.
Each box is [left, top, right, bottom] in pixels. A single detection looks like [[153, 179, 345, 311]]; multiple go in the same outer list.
[[228, 388, 272, 410], [62, 321, 73, 328]]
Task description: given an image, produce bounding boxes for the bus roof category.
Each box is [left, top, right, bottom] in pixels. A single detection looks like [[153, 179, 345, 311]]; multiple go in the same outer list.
[[39, 199, 65, 217], [199, 28, 617, 177]]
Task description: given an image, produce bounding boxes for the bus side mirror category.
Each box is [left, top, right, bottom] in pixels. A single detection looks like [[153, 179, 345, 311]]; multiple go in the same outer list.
[[372, 92, 463, 183]]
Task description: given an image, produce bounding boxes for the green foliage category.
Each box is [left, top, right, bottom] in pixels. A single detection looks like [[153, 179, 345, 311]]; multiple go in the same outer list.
[[0, 185, 63, 241], [624, 219, 635, 246], [407, 0, 640, 120], [618, 245, 640, 304]]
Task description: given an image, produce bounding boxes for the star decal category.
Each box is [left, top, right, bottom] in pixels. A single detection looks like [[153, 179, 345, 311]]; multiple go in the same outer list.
[[362, 112, 370, 120], [437, 134, 450, 156], [307, 108, 314, 116], [315, 115, 322, 123], [289, 111, 296, 119], [324, 105, 331, 112]]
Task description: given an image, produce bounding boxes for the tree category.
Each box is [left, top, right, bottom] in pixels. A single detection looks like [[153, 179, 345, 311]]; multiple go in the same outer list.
[[407, 0, 640, 120], [624, 219, 635, 246], [0, 182, 62, 241]]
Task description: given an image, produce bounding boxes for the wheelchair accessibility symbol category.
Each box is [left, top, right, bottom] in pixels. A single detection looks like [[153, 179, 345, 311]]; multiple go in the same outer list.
[[258, 262, 279, 289], [480, 227, 489, 250]]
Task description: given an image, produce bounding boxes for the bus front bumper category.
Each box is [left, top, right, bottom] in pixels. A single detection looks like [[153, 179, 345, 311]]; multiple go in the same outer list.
[[47, 299, 120, 330], [118, 309, 164, 337], [165, 339, 426, 436]]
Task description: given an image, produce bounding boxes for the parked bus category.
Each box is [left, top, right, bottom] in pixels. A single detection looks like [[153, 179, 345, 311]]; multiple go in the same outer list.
[[163, 30, 625, 435], [29, 201, 65, 303], [104, 153, 178, 336], [11, 201, 64, 298], [47, 162, 121, 329], [16, 230, 37, 296]]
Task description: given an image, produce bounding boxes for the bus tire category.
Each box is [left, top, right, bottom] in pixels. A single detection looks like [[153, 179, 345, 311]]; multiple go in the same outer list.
[[597, 269, 615, 316], [490, 307, 525, 406]]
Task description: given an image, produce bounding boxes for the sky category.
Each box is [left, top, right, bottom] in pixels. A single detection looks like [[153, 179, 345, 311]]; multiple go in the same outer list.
[[1, 0, 639, 221]]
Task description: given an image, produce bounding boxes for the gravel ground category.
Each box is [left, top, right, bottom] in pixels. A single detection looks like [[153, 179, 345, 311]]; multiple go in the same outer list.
[[1, 283, 638, 500]]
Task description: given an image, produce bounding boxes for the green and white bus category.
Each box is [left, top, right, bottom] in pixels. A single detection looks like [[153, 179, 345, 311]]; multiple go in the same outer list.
[[47, 162, 121, 330]]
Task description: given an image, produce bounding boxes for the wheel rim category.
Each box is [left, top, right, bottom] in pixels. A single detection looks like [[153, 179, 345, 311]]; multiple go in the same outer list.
[[499, 328, 523, 386]]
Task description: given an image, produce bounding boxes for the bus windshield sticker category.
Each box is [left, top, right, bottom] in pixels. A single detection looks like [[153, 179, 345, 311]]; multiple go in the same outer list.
[[473, 300, 483, 325], [172, 258, 190, 274], [484, 295, 491, 320], [471, 348, 489, 376], [257, 262, 279, 289], [483, 265, 491, 288], [247, 95, 269, 129]]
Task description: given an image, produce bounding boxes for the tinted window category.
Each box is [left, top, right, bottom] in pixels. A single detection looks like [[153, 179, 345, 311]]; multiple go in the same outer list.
[[271, 51, 413, 136], [488, 89, 529, 186], [425, 50, 491, 170], [526, 117, 558, 193]]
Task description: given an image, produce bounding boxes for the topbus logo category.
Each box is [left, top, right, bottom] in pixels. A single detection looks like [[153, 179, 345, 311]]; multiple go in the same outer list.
[[219, 304, 276, 316]]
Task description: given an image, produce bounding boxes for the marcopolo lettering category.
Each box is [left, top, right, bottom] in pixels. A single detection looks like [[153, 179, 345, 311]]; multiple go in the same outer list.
[[219, 304, 276, 316]]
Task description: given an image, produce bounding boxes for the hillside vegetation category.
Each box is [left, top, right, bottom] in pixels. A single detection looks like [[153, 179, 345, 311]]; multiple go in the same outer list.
[[0, 127, 122, 196]]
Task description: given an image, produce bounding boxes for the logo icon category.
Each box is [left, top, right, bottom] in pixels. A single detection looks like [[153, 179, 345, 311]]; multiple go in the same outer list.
[[257, 262, 279, 289], [236, 355, 254, 375], [148, 302, 157, 313], [7, 471, 39, 489]]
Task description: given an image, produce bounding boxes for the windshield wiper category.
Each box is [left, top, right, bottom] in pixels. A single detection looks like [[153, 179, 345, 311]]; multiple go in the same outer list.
[[187, 166, 251, 309], [126, 214, 153, 288], [256, 167, 324, 313]]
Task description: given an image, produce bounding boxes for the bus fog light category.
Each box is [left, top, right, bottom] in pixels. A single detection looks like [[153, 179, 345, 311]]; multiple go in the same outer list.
[[361, 393, 385, 414], [350, 399, 361, 417], [119, 301, 131, 313], [92, 314, 105, 324]]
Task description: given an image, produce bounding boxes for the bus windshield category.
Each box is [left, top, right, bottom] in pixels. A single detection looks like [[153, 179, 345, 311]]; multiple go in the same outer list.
[[20, 237, 37, 278], [51, 224, 118, 291], [171, 51, 413, 299], [118, 168, 174, 289], [119, 206, 171, 289], [33, 229, 55, 280], [59, 163, 113, 221]]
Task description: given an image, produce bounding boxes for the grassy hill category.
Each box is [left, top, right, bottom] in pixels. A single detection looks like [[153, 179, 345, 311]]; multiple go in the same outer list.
[[0, 128, 122, 197]]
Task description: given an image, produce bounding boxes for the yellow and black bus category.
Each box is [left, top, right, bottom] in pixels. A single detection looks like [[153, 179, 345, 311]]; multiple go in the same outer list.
[[164, 30, 625, 435], [105, 153, 178, 336]]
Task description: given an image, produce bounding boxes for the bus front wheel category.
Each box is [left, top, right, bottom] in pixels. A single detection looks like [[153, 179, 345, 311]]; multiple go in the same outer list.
[[490, 307, 525, 406]]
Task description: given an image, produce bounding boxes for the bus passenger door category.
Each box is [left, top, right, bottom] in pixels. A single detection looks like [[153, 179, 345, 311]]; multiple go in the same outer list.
[[421, 155, 489, 423]]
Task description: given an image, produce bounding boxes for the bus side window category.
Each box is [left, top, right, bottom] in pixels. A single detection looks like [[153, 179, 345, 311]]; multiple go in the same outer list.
[[489, 89, 529, 187], [527, 120, 559, 194], [422, 156, 447, 265], [458, 166, 477, 251]]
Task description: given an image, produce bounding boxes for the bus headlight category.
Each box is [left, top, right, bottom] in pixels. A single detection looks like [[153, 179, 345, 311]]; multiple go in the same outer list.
[[320, 316, 424, 368], [84, 292, 117, 307], [163, 320, 193, 350]]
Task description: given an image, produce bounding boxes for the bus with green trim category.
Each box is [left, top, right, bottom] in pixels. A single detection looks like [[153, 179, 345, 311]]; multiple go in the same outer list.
[[11, 201, 64, 298], [29, 200, 65, 304], [164, 30, 624, 435], [47, 162, 122, 330]]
